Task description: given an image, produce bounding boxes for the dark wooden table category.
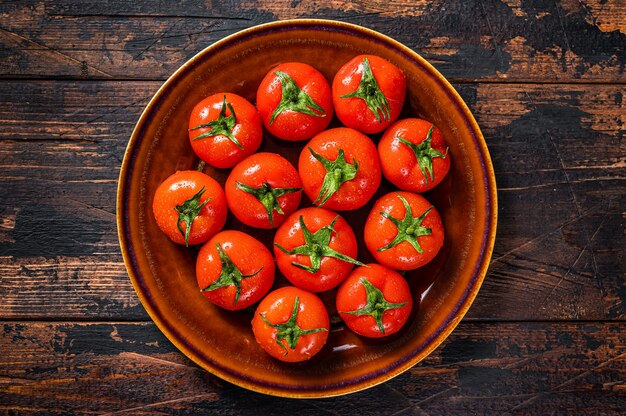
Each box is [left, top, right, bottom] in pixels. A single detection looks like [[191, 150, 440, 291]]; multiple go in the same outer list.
[[1, 1, 624, 414]]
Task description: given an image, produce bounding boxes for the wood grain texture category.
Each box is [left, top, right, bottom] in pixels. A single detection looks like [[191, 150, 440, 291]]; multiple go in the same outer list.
[[1, 81, 624, 320], [0, 321, 624, 414], [1, 0, 625, 413], [458, 83, 626, 321], [0, 0, 624, 82]]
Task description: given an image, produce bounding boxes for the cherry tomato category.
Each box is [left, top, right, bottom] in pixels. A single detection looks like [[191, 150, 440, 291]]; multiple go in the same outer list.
[[152, 170, 227, 246], [298, 127, 381, 211], [336, 264, 413, 338], [256, 62, 333, 141], [274, 207, 363, 292], [196, 230, 274, 311], [332, 54, 406, 134], [364, 191, 444, 270], [225, 152, 302, 229], [252, 286, 329, 362], [188, 92, 262, 168], [379, 118, 450, 193]]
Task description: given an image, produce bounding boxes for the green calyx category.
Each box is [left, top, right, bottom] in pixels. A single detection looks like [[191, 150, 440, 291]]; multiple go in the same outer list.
[[235, 181, 302, 228], [340, 57, 390, 123], [189, 95, 243, 150], [378, 194, 433, 254], [200, 243, 263, 307], [174, 186, 210, 247], [274, 215, 364, 274], [308, 147, 359, 207], [270, 70, 326, 124], [341, 278, 408, 335], [397, 126, 448, 184], [260, 296, 327, 355]]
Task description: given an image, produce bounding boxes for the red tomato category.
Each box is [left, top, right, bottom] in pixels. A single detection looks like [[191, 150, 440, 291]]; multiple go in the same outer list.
[[152, 170, 227, 246], [379, 118, 450, 193], [336, 264, 413, 338], [188, 92, 262, 168], [332, 54, 406, 134], [364, 191, 444, 270], [196, 230, 274, 311], [225, 152, 302, 229], [256, 62, 333, 141], [252, 286, 329, 362], [298, 127, 381, 211], [273, 207, 363, 292]]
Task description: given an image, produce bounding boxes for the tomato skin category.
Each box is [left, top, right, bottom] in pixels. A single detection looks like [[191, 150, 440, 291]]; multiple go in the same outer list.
[[188, 92, 262, 168], [379, 119, 450, 193], [298, 127, 381, 211], [225, 152, 302, 229], [252, 286, 329, 362], [336, 264, 412, 338], [257, 62, 333, 141], [196, 230, 274, 311], [273, 208, 359, 292], [332, 54, 406, 134], [152, 170, 227, 246], [364, 192, 444, 270]]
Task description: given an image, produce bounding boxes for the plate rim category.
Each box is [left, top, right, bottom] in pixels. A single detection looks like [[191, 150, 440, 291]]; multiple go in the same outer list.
[[116, 18, 498, 398]]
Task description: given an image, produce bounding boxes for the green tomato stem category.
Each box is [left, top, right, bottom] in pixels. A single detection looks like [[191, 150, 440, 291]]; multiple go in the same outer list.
[[174, 186, 210, 247], [200, 244, 263, 307], [340, 57, 390, 123], [260, 296, 327, 355], [397, 126, 448, 184], [270, 70, 326, 125], [190, 95, 243, 150], [274, 215, 364, 274], [235, 181, 301, 228], [378, 194, 433, 254], [340, 278, 407, 335], [308, 147, 359, 207]]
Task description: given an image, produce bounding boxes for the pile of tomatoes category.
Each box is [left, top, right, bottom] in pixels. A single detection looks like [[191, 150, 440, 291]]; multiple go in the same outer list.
[[152, 55, 451, 362]]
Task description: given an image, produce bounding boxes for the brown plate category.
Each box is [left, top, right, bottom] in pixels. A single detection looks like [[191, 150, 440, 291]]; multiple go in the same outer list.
[[117, 19, 497, 398]]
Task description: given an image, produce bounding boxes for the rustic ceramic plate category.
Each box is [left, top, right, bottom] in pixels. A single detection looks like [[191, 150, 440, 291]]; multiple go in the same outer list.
[[117, 19, 497, 398]]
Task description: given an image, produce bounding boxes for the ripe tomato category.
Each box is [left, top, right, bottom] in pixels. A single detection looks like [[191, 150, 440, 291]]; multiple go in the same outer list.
[[224, 152, 302, 229], [298, 127, 381, 211], [336, 264, 413, 338], [256, 62, 333, 141], [196, 230, 275, 311], [252, 286, 329, 362], [152, 170, 227, 246], [379, 118, 450, 193], [364, 191, 444, 270], [274, 207, 363, 292], [188, 92, 262, 168], [332, 54, 406, 134]]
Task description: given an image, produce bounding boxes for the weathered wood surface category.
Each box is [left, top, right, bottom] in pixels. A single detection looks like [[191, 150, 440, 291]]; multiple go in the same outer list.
[[1, 81, 623, 320], [1, 0, 625, 82], [1, 322, 624, 415], [1, 0, 625, 413]]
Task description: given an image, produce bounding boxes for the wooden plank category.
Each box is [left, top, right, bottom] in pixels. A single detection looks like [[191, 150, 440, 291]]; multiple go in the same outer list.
[[0, 81, 623, 320], [0, 321, 623, 414], [1, 0, 624, 82], [0, 81, 156, 320], [456, 82, 626, 321]]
